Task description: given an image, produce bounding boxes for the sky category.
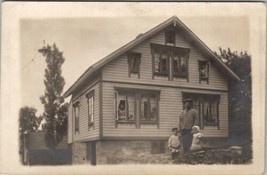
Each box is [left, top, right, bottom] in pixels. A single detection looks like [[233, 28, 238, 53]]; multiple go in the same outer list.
[[20, 4, 252, 116]]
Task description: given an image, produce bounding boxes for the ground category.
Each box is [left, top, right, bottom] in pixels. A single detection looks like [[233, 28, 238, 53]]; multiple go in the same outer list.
[[116, 134, 253, 165]]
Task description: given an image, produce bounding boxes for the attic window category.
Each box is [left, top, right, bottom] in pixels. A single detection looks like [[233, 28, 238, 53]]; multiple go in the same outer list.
[[165, 30, 176, 46], [198, 61, 210, 84], [128, 53, 141, 78]]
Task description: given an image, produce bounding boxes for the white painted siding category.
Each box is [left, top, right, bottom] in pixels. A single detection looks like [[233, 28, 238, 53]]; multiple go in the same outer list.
[[102, 29, 228, 91], [70, 81, 100, 143], [102, 82, 229, 138]]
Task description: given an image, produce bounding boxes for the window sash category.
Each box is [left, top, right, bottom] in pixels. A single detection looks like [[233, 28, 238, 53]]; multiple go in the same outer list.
[[140, 95, 158, 122], [151, 44, 189, 79], [199, 61, 210, 84], [165, 30, 176, 45], [128, 53, 141, 77], [88, 96, 94, 125], [183, 93, 220, 129], [115, 92, 136, 122], [154, 49, 169, 76], [114, 89, 160, 127], [74, 105, 79, 133], [172, 49, 188, 78]]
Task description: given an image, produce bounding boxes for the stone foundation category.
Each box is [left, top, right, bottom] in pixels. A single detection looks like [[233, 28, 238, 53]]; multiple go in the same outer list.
[[96, 140, 171, 164], [71, 142, 88, 164], [71, 138, 229, 165]]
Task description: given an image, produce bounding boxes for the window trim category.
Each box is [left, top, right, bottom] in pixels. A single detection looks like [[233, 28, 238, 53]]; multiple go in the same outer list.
[[198, 61, 210, 84], [86, 90, 95, 130], [172, 47, 189, 80], [114, 89, 137, 128], [151, 43, 189, 81], [127, 52, 141, 78], [165, 30, 176, 46], [182, 92, 220, 130], [140, 93, 159, 126], [114, 87, 160, 128], [73, 101, 80, 134]]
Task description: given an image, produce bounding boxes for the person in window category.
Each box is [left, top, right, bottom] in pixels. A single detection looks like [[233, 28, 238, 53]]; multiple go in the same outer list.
[[178, 98, 199, 153], [190, 126, 204, 152], [118, 100, 126, 120], [168, 128, 181, 160], [200, 64, 207, 78]]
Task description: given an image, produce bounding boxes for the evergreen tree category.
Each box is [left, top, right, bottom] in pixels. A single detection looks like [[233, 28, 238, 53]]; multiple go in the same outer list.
[[215, 48, 252, 142], [38, 44, 66, 149]]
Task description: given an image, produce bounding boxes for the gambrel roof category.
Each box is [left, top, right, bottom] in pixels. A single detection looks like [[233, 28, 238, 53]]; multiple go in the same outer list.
[[64, 16, 240, 97]]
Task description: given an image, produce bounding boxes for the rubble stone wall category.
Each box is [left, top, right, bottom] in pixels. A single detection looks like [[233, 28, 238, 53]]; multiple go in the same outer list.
[[71, 142, 88, 164], [96, 140, 171, 164]]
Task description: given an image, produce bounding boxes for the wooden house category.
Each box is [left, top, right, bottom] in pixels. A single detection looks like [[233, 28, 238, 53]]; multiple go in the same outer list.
[[63, 16, 239, 165]]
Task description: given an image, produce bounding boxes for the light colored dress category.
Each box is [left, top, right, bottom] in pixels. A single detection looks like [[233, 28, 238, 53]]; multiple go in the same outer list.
[[190, 132, 204, 151]]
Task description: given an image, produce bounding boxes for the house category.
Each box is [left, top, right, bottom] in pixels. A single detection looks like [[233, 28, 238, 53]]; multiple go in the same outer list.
[[23, 129, 71, 165], [63, 16, 240, 165]]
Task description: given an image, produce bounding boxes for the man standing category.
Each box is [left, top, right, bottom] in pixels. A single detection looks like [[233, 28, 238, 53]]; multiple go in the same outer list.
[[178, 98, 199, 152]]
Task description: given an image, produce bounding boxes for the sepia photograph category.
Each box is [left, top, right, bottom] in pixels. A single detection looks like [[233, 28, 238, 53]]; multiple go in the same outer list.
[[1, 2, 266, 175]]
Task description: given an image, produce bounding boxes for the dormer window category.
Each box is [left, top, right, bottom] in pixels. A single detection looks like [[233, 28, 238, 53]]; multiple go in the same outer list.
[[128, 53, 141, 78], [199, 61, 210, 84], [165, 30, 176, 46]]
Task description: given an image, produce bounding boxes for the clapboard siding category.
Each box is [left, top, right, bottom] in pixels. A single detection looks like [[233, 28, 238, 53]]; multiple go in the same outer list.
[[102, 81, 229, 138], [102, 29, 228, 91], [71, 82, 100, 142]]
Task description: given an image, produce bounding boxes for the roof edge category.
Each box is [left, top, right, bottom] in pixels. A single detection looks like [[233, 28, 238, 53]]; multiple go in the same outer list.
[[64, 16, 240, 97]]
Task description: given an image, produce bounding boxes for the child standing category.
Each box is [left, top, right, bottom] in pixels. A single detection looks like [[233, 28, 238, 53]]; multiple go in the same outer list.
[[168, 128, 180, 160], [190, 126, 204, 152]]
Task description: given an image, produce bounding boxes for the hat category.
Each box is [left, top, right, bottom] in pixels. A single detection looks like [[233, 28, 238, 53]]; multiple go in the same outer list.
[[183, 98, 192, 103], [192, 126, 200, 132]]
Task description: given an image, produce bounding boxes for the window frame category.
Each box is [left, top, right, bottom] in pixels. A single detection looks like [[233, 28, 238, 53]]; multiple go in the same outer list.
[[198, 61, 210, 84], [172, 47, 189, 79], [114, 88, 160, 128], [151, 43, 189, 81], [73, 101, 80, 134], [182, 92, 220, 130], [152, 45, 170, 77], [140, 92, 160, 126], [114, 89, 137, 127], [165, 30, 176, 46], [86, 90, 95, 130], [127, 52, 141, 78]]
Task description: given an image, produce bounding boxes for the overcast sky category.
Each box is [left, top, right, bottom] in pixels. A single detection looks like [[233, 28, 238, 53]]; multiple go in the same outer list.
[[20, 4, 252, 115]]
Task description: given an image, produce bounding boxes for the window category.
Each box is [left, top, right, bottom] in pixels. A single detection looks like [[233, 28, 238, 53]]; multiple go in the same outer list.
[[86, 91, 94, 129], [165, 30, 176, 46], [173, 48, 188, 78], [114, 88, 160, 128], [128, 53, 141, 78], [140, 94, 159, 124], [73, 101, 80, 134], [151, 141, 166, 154], [115, 90, 136, 125], [151, 44, 189, 80], [153, 48, 169, 76], [198, 61, 210, 84], [183, 93, 220, 129]]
